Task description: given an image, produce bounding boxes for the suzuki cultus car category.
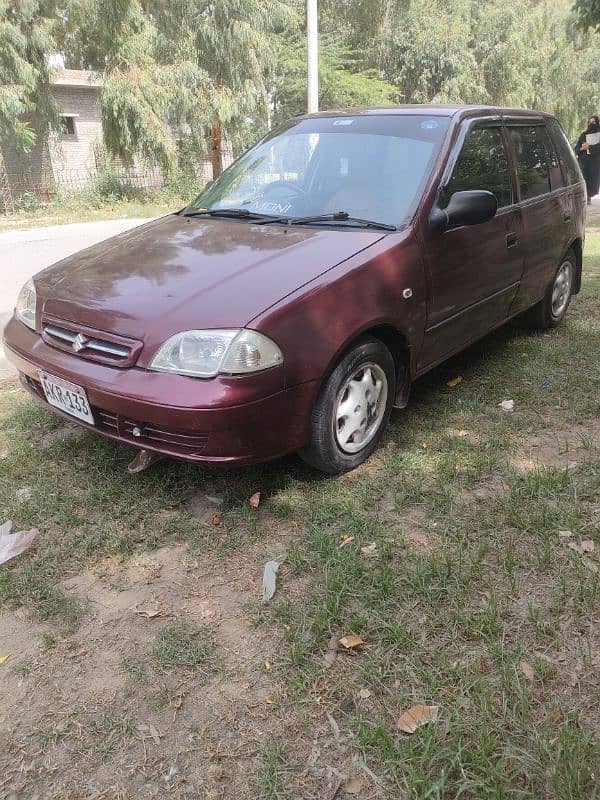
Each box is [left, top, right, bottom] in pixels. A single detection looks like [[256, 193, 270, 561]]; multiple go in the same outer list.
[[3, 106, 585, 473]]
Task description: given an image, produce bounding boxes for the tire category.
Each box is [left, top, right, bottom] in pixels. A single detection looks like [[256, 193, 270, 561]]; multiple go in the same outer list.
[[299, 337, 396, 474], [522, 250, 575, 330]]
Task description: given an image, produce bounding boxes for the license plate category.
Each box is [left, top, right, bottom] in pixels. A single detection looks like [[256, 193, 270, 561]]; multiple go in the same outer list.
[[39, 371, 95, 425]]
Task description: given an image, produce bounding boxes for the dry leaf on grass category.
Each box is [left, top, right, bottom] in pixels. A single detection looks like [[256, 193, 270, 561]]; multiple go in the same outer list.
[[148, 723, 161, 746], [248, 491, 261, 509], [261, 560, 281, 603], [519, 661, 535, 682], [447, 376, 463, 388], [361, 542, 377, 556], [326, 712, 341, 739], [498, 399, 514, 411], [0, 656, 9, 666], [339, 535, 355, 548], [339, 634, 364, 650], [0, 521, 38, 566], [568, 540, 595, 555], [358, 688, 372, 699], [558, 530, 573, 540], [127, 449, 165, 473], [134, 602, 170, 619], [397, 704, 439, 734], [343, 776, 365, 795], [211, 513, 222, 527]]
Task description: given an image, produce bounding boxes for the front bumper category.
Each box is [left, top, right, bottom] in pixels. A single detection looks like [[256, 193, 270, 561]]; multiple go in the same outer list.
[[3, 317, 318, 466]]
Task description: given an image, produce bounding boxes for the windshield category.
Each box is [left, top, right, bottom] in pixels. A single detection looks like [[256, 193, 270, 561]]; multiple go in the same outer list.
[[187, 114, 451, 227]]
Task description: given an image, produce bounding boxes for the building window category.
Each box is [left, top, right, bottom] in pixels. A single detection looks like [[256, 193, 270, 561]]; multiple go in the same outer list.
[[60, 115, 77, 136]]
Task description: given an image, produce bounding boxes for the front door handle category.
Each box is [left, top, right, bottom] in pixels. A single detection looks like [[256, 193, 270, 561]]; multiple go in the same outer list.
[[506, 232, 518, 248]]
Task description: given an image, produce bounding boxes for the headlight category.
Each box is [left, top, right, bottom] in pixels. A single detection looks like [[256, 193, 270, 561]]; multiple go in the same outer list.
[[15, 278, 36, 330], [149, 329, 283, 378]]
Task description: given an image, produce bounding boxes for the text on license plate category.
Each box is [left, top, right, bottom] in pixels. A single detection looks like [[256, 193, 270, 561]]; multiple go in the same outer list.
[[39, 371, 95, 425]]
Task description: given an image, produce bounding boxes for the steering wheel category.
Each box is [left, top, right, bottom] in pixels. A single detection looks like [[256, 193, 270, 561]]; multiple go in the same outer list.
[[260, 180, 306, 198]]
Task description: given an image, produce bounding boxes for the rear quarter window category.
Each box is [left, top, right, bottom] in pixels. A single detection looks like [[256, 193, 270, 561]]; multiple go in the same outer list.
[[548, 120, 583, 186]]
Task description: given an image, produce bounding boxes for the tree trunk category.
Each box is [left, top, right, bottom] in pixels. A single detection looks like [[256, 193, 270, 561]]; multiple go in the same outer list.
[[210, 121, 223, 179]]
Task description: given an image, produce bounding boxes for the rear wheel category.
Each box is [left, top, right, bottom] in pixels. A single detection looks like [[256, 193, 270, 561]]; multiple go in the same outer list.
[[523, 251, 575, 329], [299, 338, 395, 474]]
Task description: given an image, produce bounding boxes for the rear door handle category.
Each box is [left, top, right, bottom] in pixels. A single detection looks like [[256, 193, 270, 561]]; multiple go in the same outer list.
[[506, 232, 518, 248]]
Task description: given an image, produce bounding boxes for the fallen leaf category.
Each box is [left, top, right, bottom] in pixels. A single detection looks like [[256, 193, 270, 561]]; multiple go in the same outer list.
[[326, 711, 341, 739], [149, 723, 161, 746], [558, 529, 573, 540], [15, 486, 32, 503], [261, 559, 281, 603], [339, 535, 355, 548], [211, 513, 222, 527], [343, 776, 364, 795], [339, 634, 364, 650], [127, 449, 165, 473], [477, 590, 492, 603], [568, 540, 596, 555], [0, 521, 38, 566], [264, 660, 272, 672], [0, 656, 9, 665], [134, 602, 169, 619], [519, 661, 534, 682], [447, 376, 463, 388], [208, 765, 225, 781], [361, 542, 377, 556], [358, 688, 372, 699], [397, 704, 439, 734], [498, 399, 514, 411], [248, 491, 261, 509]]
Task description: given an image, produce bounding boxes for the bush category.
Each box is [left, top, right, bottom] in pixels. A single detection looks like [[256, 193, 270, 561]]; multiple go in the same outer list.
[[14, 191, 42, 212]]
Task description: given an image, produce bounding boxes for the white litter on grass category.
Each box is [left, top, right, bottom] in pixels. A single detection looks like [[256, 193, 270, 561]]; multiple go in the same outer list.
[[261, 560, 282, 603], [0, 520, 38, 566], [498, 399, 514, 411]]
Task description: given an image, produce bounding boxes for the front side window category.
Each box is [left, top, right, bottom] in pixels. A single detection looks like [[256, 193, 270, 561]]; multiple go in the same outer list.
[[442, 126, 512, 209], [509, 126, 551, 200], [188, 115, 451, 227]]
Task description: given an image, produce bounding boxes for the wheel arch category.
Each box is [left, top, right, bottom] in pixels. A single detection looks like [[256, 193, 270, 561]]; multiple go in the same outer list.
[[319, 322, 412, 397], [568, 237, 583, 294]]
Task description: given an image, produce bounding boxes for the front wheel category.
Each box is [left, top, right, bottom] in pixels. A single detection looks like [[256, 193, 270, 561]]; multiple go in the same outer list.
[[523, 251, 575, 329], [299, 338, 395, 474]]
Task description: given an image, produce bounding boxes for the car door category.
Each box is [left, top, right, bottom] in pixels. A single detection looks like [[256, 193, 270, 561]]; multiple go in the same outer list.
[[505, 120, 578, 315], [418, 119, 524, 371]]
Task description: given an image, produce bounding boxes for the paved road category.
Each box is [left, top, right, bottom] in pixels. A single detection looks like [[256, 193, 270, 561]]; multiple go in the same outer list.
[[0, 217, 153, 378]]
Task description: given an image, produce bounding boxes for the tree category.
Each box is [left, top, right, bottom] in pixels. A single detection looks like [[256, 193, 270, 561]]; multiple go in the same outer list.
[[0, 0, 59, 151], [574, 0, 600, 31]]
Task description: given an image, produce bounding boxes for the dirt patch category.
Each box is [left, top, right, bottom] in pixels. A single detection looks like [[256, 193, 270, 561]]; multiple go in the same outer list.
[[0, 539, 373, 799], [511, 417, 600, 472]]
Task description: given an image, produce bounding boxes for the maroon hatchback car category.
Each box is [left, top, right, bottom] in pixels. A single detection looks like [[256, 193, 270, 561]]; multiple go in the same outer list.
[[3, 106, 586, 473]]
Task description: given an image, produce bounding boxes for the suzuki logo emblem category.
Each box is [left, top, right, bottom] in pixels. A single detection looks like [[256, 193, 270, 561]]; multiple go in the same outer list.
[[72, 333, 89, 353]]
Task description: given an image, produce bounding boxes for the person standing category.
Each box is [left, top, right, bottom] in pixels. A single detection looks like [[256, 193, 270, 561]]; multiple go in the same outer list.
[[576, 115, 600, 204]]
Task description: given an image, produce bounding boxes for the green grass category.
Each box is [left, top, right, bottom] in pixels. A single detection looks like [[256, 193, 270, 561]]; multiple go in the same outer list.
[[152, 618, 215, 671], [253, 744, 292, 799], [0, 232, 599, 798]]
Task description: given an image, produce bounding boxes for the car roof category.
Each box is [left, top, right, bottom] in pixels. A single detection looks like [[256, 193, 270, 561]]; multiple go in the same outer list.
[[295, 104, 553, 121]]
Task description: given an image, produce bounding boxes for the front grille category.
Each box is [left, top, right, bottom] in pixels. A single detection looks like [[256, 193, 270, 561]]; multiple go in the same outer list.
[[22, 375, 209, 457], [41, 315, 142, 368]]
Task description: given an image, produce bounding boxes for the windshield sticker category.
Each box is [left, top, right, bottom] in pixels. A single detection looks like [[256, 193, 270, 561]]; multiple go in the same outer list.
[[421, 120, 439, 130], [256, 201, 293, 214], [333, 119, 354, 126]]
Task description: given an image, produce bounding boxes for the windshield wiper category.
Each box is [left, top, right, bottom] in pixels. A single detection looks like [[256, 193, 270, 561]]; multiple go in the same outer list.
[[289, 212, 396, 231], [181, 208, 274, 221]]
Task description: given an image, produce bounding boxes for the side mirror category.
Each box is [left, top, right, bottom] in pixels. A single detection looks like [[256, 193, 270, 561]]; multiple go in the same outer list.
[[430, 190, 498, 232]]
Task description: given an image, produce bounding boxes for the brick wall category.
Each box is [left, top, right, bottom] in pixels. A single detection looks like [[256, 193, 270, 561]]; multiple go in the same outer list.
[[49, 85, 103, 187]]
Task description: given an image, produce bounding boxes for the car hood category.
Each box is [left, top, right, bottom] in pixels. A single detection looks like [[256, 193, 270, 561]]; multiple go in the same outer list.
[[35, 214, 384, 362]]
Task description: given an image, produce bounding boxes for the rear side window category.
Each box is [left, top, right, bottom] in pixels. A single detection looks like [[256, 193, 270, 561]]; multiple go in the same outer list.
[[509, 126, 552, 200], [442, 126, 513, 208], [548, 120, 582, 186]]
